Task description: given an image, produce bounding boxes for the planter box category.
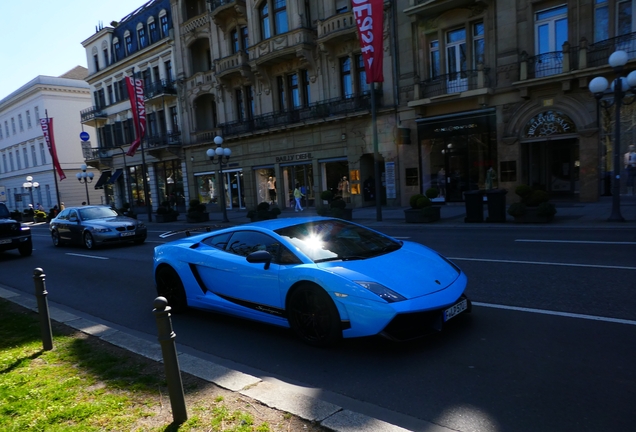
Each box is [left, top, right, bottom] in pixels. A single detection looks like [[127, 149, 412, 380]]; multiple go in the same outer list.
[[321, 208, 352, 221], [512, 207, 554, 224], [186, 212, 210, 223], [404, 207, 440, 223], [155, 213, 178, 223]]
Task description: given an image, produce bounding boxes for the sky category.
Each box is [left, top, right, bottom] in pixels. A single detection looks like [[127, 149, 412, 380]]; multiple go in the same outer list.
[[0, 0, 150, 101]]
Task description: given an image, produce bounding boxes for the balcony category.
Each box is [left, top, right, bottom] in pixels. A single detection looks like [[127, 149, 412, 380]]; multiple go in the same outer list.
[[209, 0, 246, 31], [185, 70, 215, 94], [82, 146, 112, 170], [80, 106, 108, 126], [251, 28, 316, 68], [214, 51, 251, 81], [410, 67, 492, 107], [317, 12, 357, 55], [146, 132, 182, 158], [144, 80, 177, 104], [181, 13, 210, 35], [220, 93, 372, 136], [588, 32, 636, 68]]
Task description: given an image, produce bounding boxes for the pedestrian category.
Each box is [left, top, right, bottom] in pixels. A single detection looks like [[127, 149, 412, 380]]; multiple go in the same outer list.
[[293, 183, 304, 212], [60, 202, 65, 210]]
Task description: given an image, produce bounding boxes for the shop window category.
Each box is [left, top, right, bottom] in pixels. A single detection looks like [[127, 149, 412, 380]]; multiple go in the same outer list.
[[405, 168, 419, 186], [255, 168, 277, 204]]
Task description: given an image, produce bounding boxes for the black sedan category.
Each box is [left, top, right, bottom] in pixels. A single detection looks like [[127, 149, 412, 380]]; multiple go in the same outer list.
[[50, 205, 147, 249]]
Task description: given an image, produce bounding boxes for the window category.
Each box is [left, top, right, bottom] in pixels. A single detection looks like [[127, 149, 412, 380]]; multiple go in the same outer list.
[[247, 86, 255, 119], [18, 114, 23, 132], [149, 19, 157, 43], [95, 89, 106, 109], [302, 70, 310, 105], [170, 106, 179, 132], [125, 32, 133, 54], [277, 76, 286, 111], [153, 66, 160, 84], [138, 25, 147, 48], [473, 22, 485, 67], [26, 110, 31, 128], [15, 150, 21, 170], [236, 88, 245, 121], [22, 148, 28, 168], [2, 154, 6, 172], [336, 0, 349, 13], [160, 13, 169, 37], [535, 5, 568, 54], [107, 85, 114, 105], [113, 38, 120, 61], [355, 54, 368, 94], [94, 53, 99, 71], [225, 231, 285, 262], [341, 57, 353, 98], [165, 60, 173, 81], [40, 142, 46, 164], [35, 106, 40, 121], [11, 118, 16, 134], [31, 145, 37, 166], [260, 3, 271, 40], [142, 69, 151, 88], [595, 1, 609, 42], [274, 0, 288, 35], [202, 232, 233, 249], [0, 126, 3, 139], [103, 48, 109, 66], [241, 26, 249, 52], [4, 121, 9, 137], [231, 29, 240, 54], [288, 73, 300, 109]]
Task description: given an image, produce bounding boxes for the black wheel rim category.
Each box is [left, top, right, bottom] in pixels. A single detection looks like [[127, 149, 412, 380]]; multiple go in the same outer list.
[[52, 232, 59, 246], [290, 289, 334, 343], [84, 233, 93, 249]]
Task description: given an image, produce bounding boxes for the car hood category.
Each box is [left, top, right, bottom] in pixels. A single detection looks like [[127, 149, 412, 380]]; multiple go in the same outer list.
[[316, 241, 461, 299], [85, 216, 139, 226]]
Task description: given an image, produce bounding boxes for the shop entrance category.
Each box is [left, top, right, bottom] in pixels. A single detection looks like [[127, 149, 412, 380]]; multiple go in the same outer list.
[[441, 135, 496, 202], [224, 169, 245, 209], [282, 163, 314, 208], [524, 138, 579, 195]]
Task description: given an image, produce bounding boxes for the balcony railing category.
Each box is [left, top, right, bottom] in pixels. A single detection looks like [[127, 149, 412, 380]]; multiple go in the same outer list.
[[527, 51, 563, 79], [146, 132, 182, 148], [588, 32, 636, 68], [317, 12, 357, 43], [220, 93, 372, 136], [419, 69, 490, 98], [144, 80, 177, 99], [83, 147, 112, 162], [80, 106, 107, 123]]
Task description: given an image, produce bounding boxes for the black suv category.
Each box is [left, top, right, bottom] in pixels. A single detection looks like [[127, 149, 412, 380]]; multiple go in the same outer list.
[[0, 202, 32, 256]]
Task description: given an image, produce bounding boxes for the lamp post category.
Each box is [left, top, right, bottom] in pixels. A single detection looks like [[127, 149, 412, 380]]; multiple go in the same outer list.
[[22, 176, 40, 208], [589, 50, 636, 222], [206, 136, 231, 223], [76, 164, 94, 205]]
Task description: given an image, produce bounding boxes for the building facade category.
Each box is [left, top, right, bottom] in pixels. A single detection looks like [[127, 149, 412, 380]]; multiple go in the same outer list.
[[81, 0, 184, 216], [0, 67, 99, 212]]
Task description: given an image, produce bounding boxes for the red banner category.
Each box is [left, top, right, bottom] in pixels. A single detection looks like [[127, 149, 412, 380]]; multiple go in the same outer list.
[[125, 76, 146, 157], [353, 0, 384, 83], [39, 118, 66, 181]]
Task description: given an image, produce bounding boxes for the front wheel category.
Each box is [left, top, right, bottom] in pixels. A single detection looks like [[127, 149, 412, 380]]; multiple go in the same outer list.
[[155, 266, 188, 313], [83, 232, 95, 249], [287, 285, 342, 347], [51, 230, 61, 247]]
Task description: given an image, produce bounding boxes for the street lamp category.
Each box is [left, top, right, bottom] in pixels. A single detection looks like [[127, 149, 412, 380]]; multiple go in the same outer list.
[[589, 50, 636, 222], [22, 175, 40, 208], [206, 136, 231, 223], [76, 164, 94, 205]]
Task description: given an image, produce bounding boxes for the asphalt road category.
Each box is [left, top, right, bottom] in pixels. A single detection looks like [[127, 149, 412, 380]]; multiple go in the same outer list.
[[1, 223, 635, 432]]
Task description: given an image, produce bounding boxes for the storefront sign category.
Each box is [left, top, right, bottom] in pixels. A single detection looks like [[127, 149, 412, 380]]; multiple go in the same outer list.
[[276, 152, 313, 163], [385, 162, 396, 199], [524, 111, 576, 137]]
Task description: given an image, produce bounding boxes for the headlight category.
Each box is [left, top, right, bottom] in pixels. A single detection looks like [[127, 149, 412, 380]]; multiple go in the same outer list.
[[355, 281, 406, 303], [137, 222, 146, 229], [92, 227, 112, 233]]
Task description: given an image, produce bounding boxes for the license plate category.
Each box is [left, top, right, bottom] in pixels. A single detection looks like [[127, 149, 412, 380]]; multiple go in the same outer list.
[[443, 299, 467, 322], [120, 231, 135, 237], [0, 239, 11, 244]]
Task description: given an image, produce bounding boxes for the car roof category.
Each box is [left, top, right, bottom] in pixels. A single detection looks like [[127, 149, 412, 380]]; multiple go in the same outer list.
[[244, 216, 337, 230], [63, 205, 115, 211]]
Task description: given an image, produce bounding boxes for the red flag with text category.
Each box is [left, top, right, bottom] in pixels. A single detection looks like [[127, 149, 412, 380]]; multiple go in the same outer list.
[[353, 0, 384, 83], [125, 76, 146, 156], [39, 118, 66, 180]]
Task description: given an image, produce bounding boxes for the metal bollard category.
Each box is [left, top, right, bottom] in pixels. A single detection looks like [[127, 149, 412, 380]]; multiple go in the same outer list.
[[152, 296, 188, 424], [33, 268, 53, 351]]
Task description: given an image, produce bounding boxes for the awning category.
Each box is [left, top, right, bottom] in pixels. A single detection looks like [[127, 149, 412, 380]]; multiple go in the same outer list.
[[107, 169, 123, 184], [94, 171, 111, 189]]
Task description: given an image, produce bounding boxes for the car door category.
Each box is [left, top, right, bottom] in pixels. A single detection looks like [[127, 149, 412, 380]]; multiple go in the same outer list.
[[54, 209, 72, 243], [196, 230, 288, 313], [66, 210, 83, 244]]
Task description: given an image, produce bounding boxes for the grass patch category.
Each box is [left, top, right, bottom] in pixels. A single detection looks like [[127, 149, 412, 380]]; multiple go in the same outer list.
[[0, 300, 326, 431]]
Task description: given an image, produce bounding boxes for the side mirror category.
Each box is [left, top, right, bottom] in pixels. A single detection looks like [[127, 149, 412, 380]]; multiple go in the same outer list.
[[246, 250, 272, 270]]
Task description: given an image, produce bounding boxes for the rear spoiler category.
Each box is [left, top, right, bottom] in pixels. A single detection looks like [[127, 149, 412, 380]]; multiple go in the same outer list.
[[159, 225, 227, 239]]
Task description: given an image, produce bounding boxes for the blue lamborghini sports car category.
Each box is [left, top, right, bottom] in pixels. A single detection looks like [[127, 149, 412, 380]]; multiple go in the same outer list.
[[153, 217, 471, 346]]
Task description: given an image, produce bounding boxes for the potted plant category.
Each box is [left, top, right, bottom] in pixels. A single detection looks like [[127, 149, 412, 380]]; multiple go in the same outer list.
[[22, 207, 35, 223], [426, 187, 445, 205], [246, 202, 281, 222], [507, 186, 556, 223], [317, 195, 352, 220], [118, 203, 136, 219], [34, 210, 48, 223], [405, 193, 441, 223], [186, 199, 210, 223], [10, 210, 22, 221], [155, 200, 179, 223]]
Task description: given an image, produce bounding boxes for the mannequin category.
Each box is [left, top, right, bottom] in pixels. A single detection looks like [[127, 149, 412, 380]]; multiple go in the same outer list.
[[485, 166, 497, 190], [267, 176, 277, 203], [625, 144, 636, 195]]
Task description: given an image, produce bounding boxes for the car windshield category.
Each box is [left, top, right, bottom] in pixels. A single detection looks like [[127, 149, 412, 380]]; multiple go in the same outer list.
[[0, 204, 10, 219], [275, 220, 402, 263], [78, 207, 119, 221]]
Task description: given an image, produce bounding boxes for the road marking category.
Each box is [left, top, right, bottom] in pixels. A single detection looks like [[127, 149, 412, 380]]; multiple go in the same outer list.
[[473, 302, 636, 326], [449, 257, 636, 270], [516, 239, 636, 245], [65, 253, 109, 260], [393, 236, 410, 239]]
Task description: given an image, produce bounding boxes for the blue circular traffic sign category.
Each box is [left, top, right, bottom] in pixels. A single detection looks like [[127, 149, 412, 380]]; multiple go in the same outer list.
[[80, 131, 90, 142]]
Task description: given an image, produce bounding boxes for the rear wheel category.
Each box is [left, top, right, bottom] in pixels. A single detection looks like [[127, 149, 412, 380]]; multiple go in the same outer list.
[[156, 266, 188, 313], [287, 284, 342, 347], [18, 239, 32, 257], [83, 232, 95, 249]]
